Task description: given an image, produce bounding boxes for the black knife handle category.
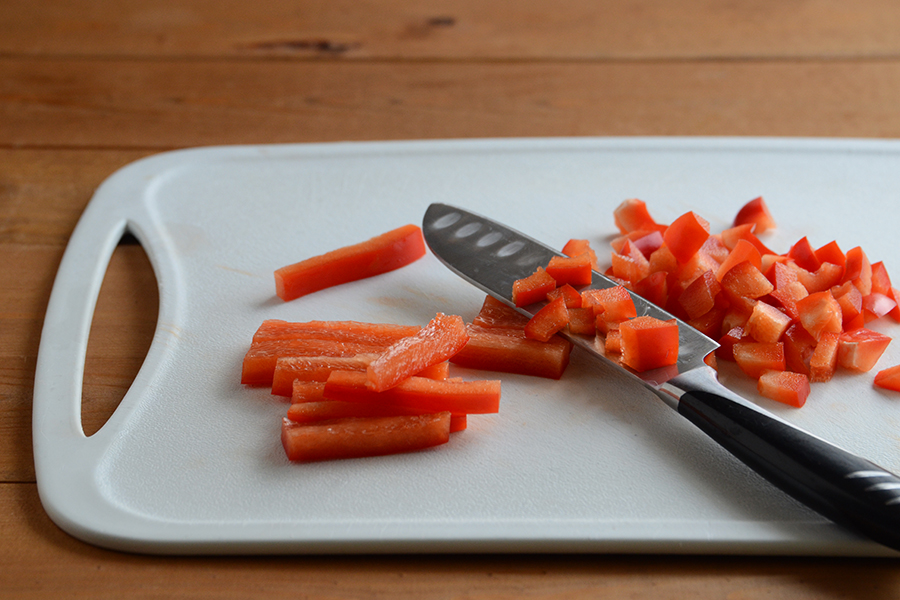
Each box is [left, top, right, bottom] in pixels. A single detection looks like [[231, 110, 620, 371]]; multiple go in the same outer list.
[[668, 368, 900, 552]]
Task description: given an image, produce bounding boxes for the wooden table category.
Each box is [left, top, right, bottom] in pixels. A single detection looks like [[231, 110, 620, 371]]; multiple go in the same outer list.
[[5, 1, 900, 597]]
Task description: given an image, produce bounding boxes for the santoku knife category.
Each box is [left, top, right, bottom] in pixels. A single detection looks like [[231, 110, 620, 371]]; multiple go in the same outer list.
[[423, 202, 900, 552]]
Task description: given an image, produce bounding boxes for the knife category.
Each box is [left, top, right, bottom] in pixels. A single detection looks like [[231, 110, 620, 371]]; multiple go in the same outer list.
[[423, 202, 900, 552]]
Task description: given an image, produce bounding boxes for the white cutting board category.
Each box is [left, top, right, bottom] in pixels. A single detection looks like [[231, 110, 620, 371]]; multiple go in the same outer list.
[[33, 137, 900, 555]]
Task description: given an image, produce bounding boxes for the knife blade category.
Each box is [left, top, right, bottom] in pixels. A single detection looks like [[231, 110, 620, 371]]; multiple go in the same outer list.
[[423, 202, 900, 552]]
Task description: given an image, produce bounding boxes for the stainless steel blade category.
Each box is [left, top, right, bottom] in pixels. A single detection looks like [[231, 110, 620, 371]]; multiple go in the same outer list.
[[422, 202, 719, 388]]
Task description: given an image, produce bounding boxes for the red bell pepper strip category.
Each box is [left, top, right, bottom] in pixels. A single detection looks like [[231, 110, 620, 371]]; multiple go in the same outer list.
[[291, 381, 327, 403], [272, 354, 449, 396], [281, 413, 451, 462], [286, 401, 467, 433], [241, 339, 389, 386], [325, 370, 501, 414], [366, 313, 469, 392], [450, 324, 572, 380], [252, 319, 420, 344], [274, 224, 426, 301]]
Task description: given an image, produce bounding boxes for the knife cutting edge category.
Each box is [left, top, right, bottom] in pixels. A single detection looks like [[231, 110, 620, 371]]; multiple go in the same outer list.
[[423, 202, 900, 552]]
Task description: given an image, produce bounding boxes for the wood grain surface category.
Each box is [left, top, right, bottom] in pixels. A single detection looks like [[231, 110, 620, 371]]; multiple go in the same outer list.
[[3, 1, 900, 598]]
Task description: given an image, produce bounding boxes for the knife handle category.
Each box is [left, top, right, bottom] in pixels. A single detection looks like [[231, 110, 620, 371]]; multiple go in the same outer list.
[[667, 366, 900, 552]]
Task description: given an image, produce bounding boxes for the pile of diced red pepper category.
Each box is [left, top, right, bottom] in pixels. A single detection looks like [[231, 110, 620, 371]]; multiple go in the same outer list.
[[514, 197, 900, 407]]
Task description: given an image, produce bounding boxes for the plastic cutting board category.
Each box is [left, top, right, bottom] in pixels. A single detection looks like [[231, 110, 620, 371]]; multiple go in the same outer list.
[[33, 137, 900, 555]]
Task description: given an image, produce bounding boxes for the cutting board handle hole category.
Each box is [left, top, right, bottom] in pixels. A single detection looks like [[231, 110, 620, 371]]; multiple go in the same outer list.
[[81, 230, 159, 437]]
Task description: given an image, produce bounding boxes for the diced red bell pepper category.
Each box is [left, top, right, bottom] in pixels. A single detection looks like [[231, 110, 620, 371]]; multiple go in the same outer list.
[[605, 329, 623, 354], [874, 364, 900, 392], [649, 245, 679, 278], [815, 240, 846, 268], [281, 413, 451, 462], [546, 254, 593, 287], [677, 237, 726, 288], [613, 198, 663, 234], [796, 291, 843, 340], [787, 236, 822, 273], [843, 246, 873, 295], [862, 292, 898, 322], [838, 328, 891, 372], [716, 239, 762, 282], [678, 270, 722, 320], [512, 267, 557, 307], [663, 211, 711, 264], [733, 341, 785, 379], [789, 261, 843, 294], [716, 325, 746, 362], [744, 301, 793, 344], [757, 370, 810, 408], [721, 260, 774, 301], [632, 271, 669, 309], [561, 239, 598, 269], [617, 230, 665, 258], [567, 307, 596, 335], [770, 261, 798, 289], [769, 281, 809, 320], [367, 312, 469, 392], [686, 306, 727, 339], [889, 287, 900, 323], [871, 261, 893, 295], [733, 197, 777, 235], [783, 322, 817, 376], [610, 242, 651, 284], [581, 285, 637, 322], [274, 224, 426, 301], [619, 316, 680, 372], [524, 295, 570, 342], [720, 223, 775, 256], [809, 332, 840, 383], [546, 283, 583, 308], [832, 282, 863, 327]]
